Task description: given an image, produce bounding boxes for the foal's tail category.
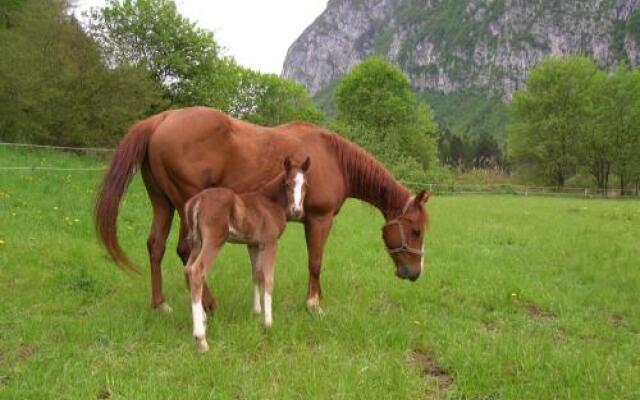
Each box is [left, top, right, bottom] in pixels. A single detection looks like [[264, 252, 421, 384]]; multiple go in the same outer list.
[[184, 197, 202, 251], [94, 113, 167, 272]]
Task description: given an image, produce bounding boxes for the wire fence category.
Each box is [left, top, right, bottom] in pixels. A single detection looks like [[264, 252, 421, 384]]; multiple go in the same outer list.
[[0, 141, 114, 153], [401, 182, 640, 198], [0, 141, 110, 172], [2, 141, 639, 198]]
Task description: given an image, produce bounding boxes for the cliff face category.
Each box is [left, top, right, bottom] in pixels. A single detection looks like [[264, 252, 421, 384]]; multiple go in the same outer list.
[[282, 0, 640, 100]]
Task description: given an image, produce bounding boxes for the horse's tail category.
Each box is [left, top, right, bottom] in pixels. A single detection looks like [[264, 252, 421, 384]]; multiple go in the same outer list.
[[95, 114, 165, 272]]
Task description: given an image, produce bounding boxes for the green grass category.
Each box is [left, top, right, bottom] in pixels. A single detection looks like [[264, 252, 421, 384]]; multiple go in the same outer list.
[[0, 146, 639, 399]]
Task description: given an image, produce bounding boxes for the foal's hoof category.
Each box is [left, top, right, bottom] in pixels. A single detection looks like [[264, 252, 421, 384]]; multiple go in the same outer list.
[[195, 337, 209, 353], [157, 302, 173, 314], [306, 302, 325, 316]]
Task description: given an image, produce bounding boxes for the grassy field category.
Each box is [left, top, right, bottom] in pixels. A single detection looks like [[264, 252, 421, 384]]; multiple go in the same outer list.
[[0, 146, 639, 399]]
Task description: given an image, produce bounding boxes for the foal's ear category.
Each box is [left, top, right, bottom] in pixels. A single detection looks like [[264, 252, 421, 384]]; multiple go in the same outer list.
[[284, 157, 292, 171], [301, 156, 311, 172], [414, 190, 431, 205]]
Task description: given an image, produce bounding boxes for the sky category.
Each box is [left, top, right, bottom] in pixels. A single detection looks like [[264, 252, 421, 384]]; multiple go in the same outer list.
[[73, 0, 328, 74]]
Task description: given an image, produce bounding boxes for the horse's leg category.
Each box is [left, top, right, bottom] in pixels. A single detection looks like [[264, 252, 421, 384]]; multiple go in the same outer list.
[[186, 237, 222, 353], [259, 242, 278, 328], [247, 244, 263, 315], [147, 196, 174, 313], [177, 221, 217, 312], [304, 214, 334, 313]]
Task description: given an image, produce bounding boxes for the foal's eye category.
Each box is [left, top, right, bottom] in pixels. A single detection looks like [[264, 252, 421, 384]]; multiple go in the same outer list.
[[411, 229, 421, 238]]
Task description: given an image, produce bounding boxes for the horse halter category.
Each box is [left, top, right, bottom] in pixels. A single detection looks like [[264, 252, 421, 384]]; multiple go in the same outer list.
[[382, 196, 424, 257]]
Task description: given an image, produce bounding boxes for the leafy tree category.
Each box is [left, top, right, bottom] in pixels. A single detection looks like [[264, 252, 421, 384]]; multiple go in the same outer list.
[[88, 0, 233, 107], [335, 57, 438, 170], [509, 56, 598, 187], [595, 65, 640, 194], [437, 129, 503, 171], [0, 0, 164, 146], [336, 57, 415, 130], [233, 70, 324, 126], [88, 0, 323, 126], [0, 0, 26, 28]]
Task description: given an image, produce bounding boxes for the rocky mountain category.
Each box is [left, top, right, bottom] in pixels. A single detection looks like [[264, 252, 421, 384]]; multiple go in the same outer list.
[[282, 0, 640, 101]]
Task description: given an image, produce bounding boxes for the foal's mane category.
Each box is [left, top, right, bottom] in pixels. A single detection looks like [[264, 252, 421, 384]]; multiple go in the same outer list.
[[326, 133, 410, 218]]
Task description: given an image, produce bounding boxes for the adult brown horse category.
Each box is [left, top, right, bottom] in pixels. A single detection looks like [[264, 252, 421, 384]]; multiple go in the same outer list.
[[95, 106, 431, 313]]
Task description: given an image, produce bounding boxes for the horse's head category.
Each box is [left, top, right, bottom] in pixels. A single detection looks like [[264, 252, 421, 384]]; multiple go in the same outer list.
[[283, 156, 311, 219], [382, 190, 431, 282]]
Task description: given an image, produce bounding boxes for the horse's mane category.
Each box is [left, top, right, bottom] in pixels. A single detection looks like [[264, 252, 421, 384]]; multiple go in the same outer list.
[[325, 133, 410, 218]]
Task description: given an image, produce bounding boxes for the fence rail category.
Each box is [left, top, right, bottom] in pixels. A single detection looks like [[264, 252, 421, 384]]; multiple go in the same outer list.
[[0, 141, 114, 153], [2, 141, 639, 198], [401, 182, 640, 198]]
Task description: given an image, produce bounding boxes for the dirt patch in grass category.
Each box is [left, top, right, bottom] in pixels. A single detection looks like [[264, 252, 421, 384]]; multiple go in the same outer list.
[[0, 373, 11, 387], [410, 350, 453, 396], [97, 386, 112, 399], [610, 314, 639, 334], [523, 302, 555, 320], [18, 344, 35, 361], [611, 314, 623, 327]]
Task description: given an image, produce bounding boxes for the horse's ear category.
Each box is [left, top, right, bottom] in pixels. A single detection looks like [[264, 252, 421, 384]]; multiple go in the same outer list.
[[415, 190, 431, 205], [284, 157, 292, 171], [301, 156, 311, 172]]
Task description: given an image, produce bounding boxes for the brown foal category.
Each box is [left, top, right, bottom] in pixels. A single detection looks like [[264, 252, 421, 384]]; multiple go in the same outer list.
[[183, 157, 310, 352]]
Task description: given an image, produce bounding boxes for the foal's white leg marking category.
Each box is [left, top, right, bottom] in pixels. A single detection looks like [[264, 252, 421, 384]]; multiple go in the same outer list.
[[253, 284, 262, 314], [192, 301, 206, 338], [306, 294, 319, 308], [306, 294, 324, 315], [293, 172, 305, 214], [264, 292, 273, 327], [192, 300, 209, 352]]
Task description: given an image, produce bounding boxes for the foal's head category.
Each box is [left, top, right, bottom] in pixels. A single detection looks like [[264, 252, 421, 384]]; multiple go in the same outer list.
[[283, 156, 311, 219], [382, 190, 431, 282]]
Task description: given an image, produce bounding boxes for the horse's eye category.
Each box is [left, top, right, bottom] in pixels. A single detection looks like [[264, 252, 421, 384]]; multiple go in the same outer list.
[[411, 229, 420, 238]]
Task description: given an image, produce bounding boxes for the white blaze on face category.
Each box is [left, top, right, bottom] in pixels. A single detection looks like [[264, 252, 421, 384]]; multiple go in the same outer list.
[[292, 172, 305, 215], [420, 245, 425, 273], [192, 301, 206, 338]]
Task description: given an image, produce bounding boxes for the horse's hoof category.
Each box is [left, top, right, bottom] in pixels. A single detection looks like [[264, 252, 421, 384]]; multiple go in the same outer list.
[[158, 302, 173, 314], [196, 337, 209, 353], [306, 302, 325, 316]]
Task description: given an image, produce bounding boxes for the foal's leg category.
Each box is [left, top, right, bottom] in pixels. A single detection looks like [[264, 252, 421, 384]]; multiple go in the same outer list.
[[304, 215, 334, 313], [247, 244, 263, 315], [178, 220, 217, 312], [147, 196, 174, 313], [186, 238, 222, 353], [259, 242, 278, 328]]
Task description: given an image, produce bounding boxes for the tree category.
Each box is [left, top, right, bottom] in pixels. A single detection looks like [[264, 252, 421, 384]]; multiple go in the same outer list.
[[594, 65, 640, 194], [88, 0, 323, 126], [509, 56, 598, 187], [0, 0, 164, 146], [88, 0, 234, 107], [233, 71, 324, 126], [334, 57, 438, 171]]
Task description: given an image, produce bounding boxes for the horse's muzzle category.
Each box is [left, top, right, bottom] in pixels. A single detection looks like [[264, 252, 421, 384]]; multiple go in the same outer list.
[[396, 265, 420, 282]]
